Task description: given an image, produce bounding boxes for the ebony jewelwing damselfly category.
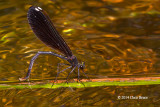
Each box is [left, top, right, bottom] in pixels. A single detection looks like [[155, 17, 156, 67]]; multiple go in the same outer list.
[[19, 6, 88, 83]]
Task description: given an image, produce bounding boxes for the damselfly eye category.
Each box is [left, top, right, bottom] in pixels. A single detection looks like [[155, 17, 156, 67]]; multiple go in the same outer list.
[[80, 62, 85, 69]]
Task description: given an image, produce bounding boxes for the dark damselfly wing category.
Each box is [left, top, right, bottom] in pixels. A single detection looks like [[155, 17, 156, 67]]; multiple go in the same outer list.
[[27, 6, 73, 57]]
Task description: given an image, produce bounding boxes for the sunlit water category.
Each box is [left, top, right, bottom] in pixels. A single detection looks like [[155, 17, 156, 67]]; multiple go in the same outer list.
[[0, 0, 160, 106]]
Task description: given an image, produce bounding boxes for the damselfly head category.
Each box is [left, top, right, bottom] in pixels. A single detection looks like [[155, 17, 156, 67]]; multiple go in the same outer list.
[[79, 62, 85, 69]]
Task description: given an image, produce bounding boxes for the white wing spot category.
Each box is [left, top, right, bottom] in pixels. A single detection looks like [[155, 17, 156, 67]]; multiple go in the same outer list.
[[35, 8, 39, 11], [38, 7, 42, 10]]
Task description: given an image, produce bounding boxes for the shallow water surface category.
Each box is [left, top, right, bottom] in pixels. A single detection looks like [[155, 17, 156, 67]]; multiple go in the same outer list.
[[0, 0, 160, 106]]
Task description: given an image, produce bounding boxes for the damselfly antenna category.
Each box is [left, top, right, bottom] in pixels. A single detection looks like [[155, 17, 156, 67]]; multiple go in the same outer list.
[[19, 6, 88, 83]]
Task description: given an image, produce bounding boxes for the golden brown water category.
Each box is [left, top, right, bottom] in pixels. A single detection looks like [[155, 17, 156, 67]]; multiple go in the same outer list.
[[0, 0, 160, 106]]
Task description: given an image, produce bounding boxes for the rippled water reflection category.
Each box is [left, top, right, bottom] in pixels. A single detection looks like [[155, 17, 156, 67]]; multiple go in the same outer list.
[[0, 0, 160, 106]]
